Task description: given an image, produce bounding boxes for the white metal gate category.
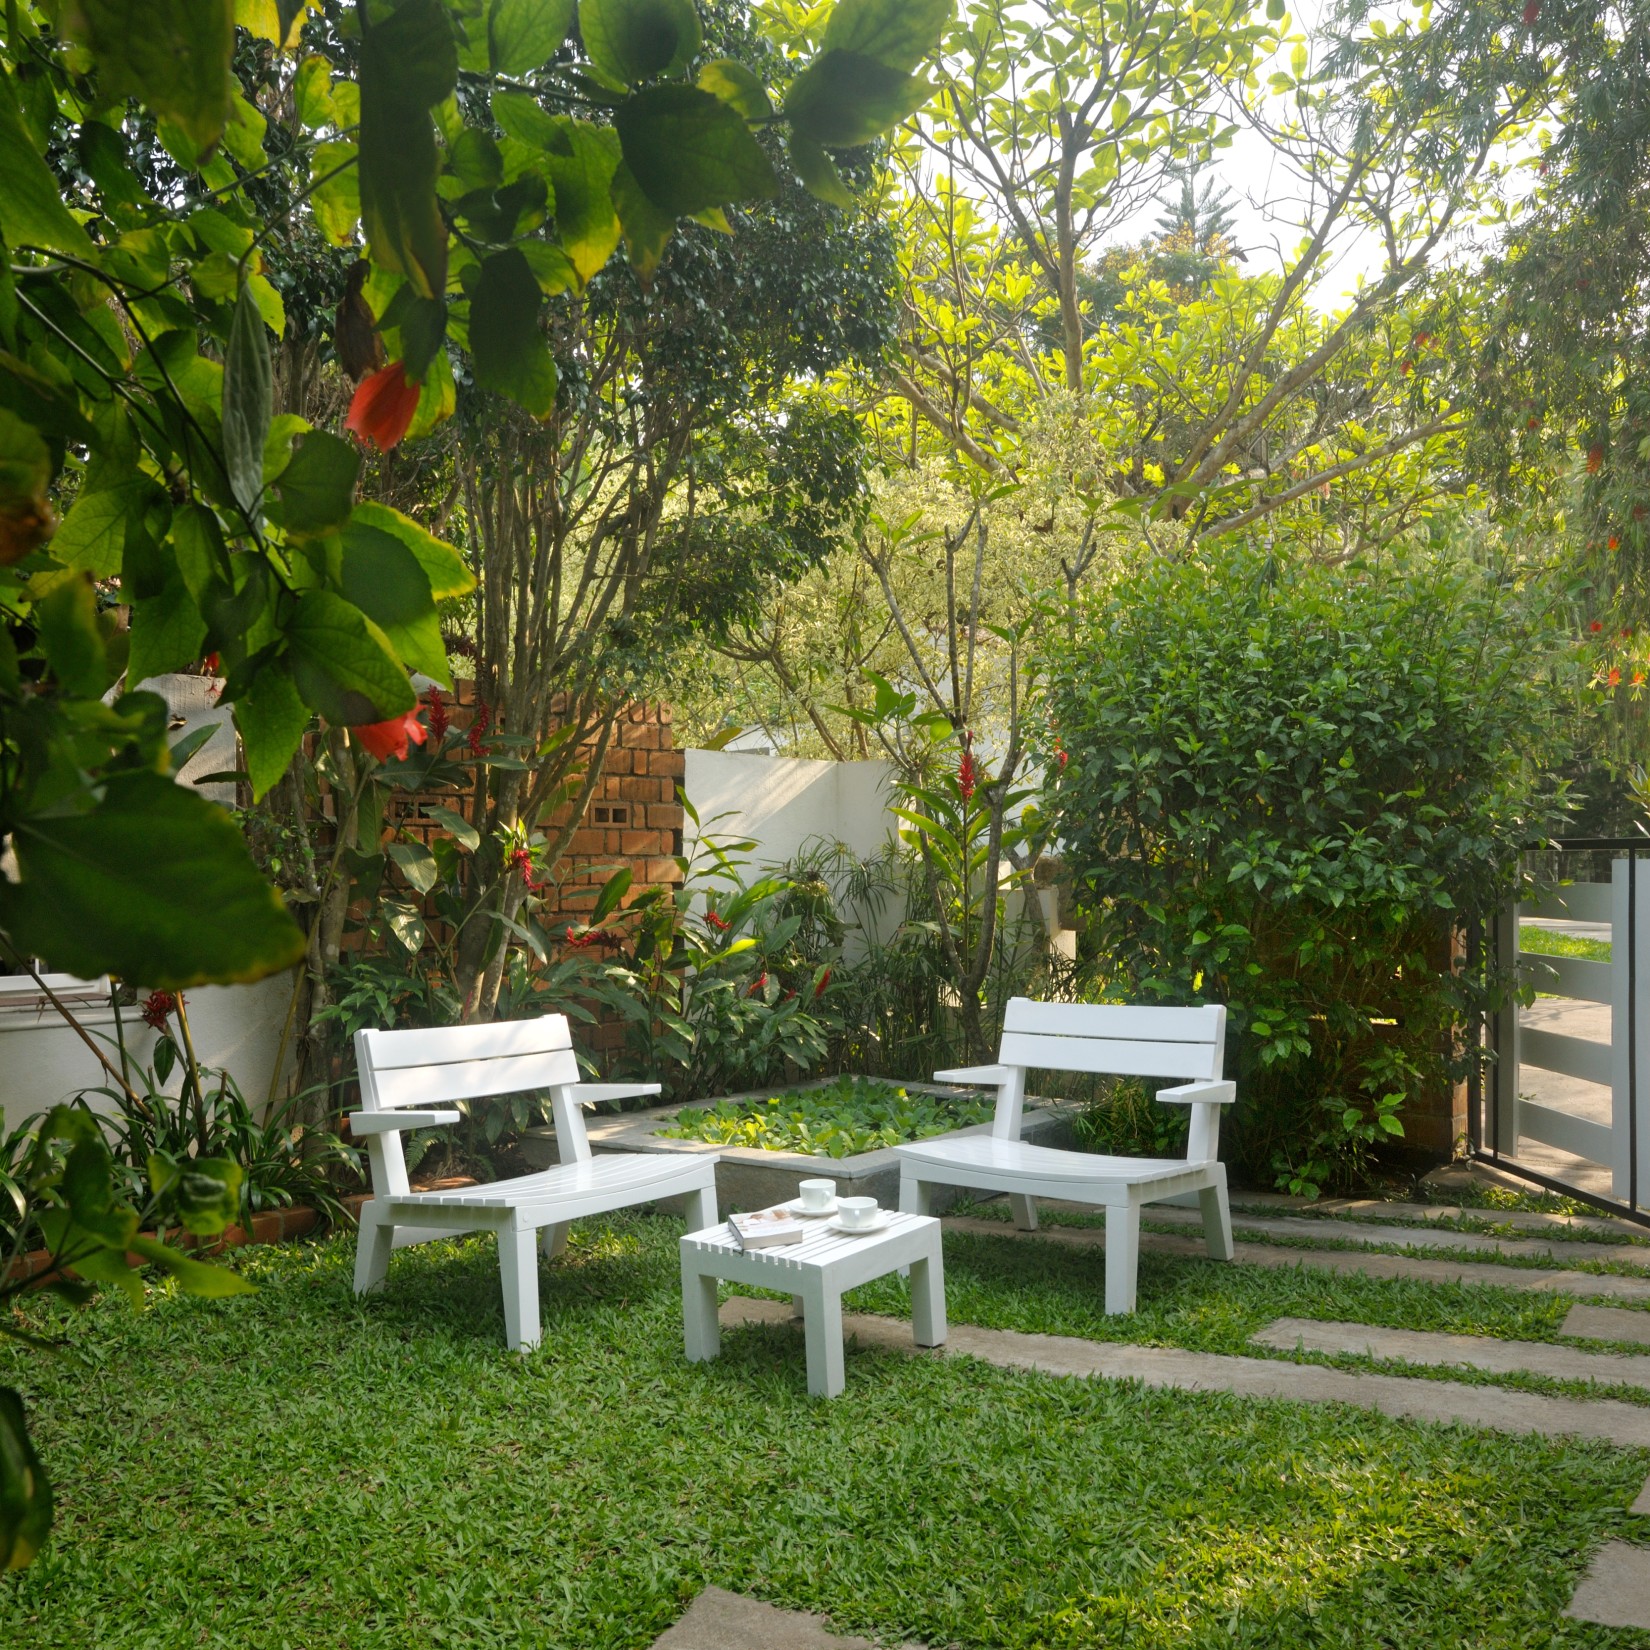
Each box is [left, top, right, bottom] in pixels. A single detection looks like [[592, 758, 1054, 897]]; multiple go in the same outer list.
[[1481, 840, 1650, 1216]]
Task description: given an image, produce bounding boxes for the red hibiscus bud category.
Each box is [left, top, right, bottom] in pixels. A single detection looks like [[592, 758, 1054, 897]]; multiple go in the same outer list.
[[748, 972, 767, 997], [814, 966, 831, 998], [352, 707, 428, 762], [344, 361, 421, 453]]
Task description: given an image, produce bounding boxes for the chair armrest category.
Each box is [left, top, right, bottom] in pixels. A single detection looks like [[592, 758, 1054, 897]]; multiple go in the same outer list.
[[567, 1083, 662, 1108], [932, 1064, 1013, 1088], [1155, 1080, 1236, 1107], [347, 1110, 461, 1134]]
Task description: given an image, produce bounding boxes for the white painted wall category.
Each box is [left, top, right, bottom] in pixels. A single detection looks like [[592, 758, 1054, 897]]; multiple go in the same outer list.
[[683, 749, 897, 868], [0, 971, 298, 1135]]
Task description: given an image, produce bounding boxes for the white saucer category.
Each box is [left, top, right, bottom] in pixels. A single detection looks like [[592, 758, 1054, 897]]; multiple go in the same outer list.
[[782, 1196, 839, 1218], [825, 1211, 891, 1236]]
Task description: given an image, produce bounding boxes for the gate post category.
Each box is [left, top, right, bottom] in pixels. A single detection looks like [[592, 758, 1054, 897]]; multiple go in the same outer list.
[[1611, 856, 1650, 1207], [1490, 899, 1520, 1155]]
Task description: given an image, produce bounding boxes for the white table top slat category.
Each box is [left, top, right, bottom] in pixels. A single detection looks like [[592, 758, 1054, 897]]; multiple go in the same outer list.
[[683, 1210, 934, 1273]]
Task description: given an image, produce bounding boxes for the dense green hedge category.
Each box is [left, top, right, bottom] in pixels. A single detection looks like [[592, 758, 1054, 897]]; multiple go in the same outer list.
[[1042, 545, 1573, 1191]]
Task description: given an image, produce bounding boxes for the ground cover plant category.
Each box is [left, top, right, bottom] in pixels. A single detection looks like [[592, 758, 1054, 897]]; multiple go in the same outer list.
[[2, 1214, 1646, 1649], [660, 1075, 994, 1157]]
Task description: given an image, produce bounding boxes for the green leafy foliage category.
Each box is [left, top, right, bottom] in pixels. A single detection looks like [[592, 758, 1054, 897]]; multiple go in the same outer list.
[[662, 1074, 993, 1157], [1042, 542, 1575, 1191], [580, 0, 702, 87]]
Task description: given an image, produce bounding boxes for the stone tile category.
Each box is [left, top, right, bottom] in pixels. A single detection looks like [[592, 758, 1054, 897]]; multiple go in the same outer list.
[[1631, 1477, 1650, 1517], [1143, 1205, 1650, 1269], [650, 1586, 901, 1650], [942, 1216, 1650, 1304], [1564, 1303, 1650, 1346], [1565, 1542, 1650, 1629], [1252, 1317, 1650, 1389], [718, 1299, 1650, 1447]]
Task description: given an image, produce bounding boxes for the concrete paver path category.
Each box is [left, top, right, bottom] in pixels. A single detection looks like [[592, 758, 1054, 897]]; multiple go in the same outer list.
[[650, 1586, 910, 1650]]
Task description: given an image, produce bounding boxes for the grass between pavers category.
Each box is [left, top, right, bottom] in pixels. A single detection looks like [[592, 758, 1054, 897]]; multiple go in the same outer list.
[[3, 1218, 1648, 1650]]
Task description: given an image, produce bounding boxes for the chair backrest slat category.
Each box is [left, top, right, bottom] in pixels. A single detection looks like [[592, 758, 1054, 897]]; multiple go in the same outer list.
[[369, 1048, 581, 1109], [1003, 1000, 1223, 1046], [359, 1017, 573, 1073]]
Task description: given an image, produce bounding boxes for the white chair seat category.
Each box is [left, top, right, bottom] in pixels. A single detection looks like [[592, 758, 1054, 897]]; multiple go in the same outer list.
[[897, 1134, 1208, 1188], [386, 1152, 712, 1212]]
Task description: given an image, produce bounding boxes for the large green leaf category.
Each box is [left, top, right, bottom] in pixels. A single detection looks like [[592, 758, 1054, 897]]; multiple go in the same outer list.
[[615, 84, 778, 217], [609, 160, 673, 279], [349, 502, 475, 599], [70, 0, 236, 156], [579, 0, 700, 88], [49, 473, 165, 578], [126, 579, 207, 687], [309, 140, 361, 245], [789, 133, 853, 208], [127, 1234, 257, 1296], [468, 249, 558, 417], [33, 573, 108, 699], [358, 0, 457, 299], [274, 430, 360, 538], [285, 589, 416, 726], [490, 0, 574, 75], [541, 118, 622, 282], [822, 0, 951, 73], [783, 51, 933, 148], [0, 72, 95, 259], [236, 659, 311, 800], [697, 59, 770, 121], [222, 282, 272, 518], [0, 1388, 52, 1572], [340, 522, 449, 684], [0, 772, 305, 986]]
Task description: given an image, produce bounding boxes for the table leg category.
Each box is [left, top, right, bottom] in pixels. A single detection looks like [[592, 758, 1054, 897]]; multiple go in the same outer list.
[[801, 1278, 845, 1398], [910, 1239, 947, 1348], [681, 1258, 720, 1363]]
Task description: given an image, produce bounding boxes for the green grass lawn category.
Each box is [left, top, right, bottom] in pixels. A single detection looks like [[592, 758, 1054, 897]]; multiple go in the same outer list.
[[3, 1216, 1647, 1649], [1520, 925, 1612, 964]]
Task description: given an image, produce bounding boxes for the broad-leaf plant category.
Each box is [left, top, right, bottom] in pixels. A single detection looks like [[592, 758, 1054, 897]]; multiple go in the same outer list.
[[0, 0, 949, 1569]]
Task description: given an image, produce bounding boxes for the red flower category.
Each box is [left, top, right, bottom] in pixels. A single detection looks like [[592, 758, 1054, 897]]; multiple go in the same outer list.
[[352, 707, 428, 762], [1609, 667, 1623, 687], [203, 652, 220, 674], [705, 910, 729, 931], [509, 845, 543, 892], [1057, 747, 1069, 768], [1590, 620, 1604, 633], [1587, 445, 1604, 474], [564, 925, 593, 949], [1526, 416, 1540, 431], [425, 688, 450, 742], [468, 701, 493, 756], [1609, 536, 1621, 551], [1523, 0, 1539, 23], [958, 740, 978, 804], [814, 966, 831, 998], [748, 972, 768, 997], [344, 361, 421, 453], [141, 990, 180, 1030], [1635, 672, 1645, 687]]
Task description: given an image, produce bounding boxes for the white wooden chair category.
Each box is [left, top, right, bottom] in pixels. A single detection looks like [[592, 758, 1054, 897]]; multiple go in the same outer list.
[[896, 998, 1237, 1314], [350, 1014, 719, 1350]]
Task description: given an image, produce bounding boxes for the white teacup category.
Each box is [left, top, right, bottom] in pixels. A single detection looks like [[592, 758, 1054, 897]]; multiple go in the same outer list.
[[798, 1178, 837, 1212], [837, 1196, 878, 1229]]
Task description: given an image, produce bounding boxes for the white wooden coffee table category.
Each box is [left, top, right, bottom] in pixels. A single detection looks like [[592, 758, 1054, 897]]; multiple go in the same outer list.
[[680, 1211, 946, 1398]]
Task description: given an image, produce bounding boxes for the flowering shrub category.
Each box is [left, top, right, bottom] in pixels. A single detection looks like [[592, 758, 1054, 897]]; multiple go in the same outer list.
[[1042, 543, 1575, 1192]]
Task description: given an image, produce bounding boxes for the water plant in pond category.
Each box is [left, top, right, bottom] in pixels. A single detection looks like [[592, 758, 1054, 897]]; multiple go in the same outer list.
[[660, 1076, 994, 1159]]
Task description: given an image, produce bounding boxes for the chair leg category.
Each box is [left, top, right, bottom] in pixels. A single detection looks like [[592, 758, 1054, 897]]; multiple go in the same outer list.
[[1008, 1193, 1039, 1232], [899, 1171, 931, 1216], [1104, 1201, 1140, 1315], [1199, 1177, 1234, 1262], [497, 1226, 541, 1353], [352, 1203, 393, 1296], [688, 1180, 718, 1233], [540, 1223, 569, 1262]]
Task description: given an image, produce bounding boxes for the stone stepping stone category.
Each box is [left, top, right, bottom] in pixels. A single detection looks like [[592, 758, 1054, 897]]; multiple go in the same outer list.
[[1563, 1302, 1650, 1346], [942, 1215, 1650, 1304], [717, 1298, 1650, 1447], [1565, 1542, 1650, 1629], [650, 1585, 911, 1649], [1252, 1316, 1650, 1389], [1146, 1205, 1650, 1269]]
